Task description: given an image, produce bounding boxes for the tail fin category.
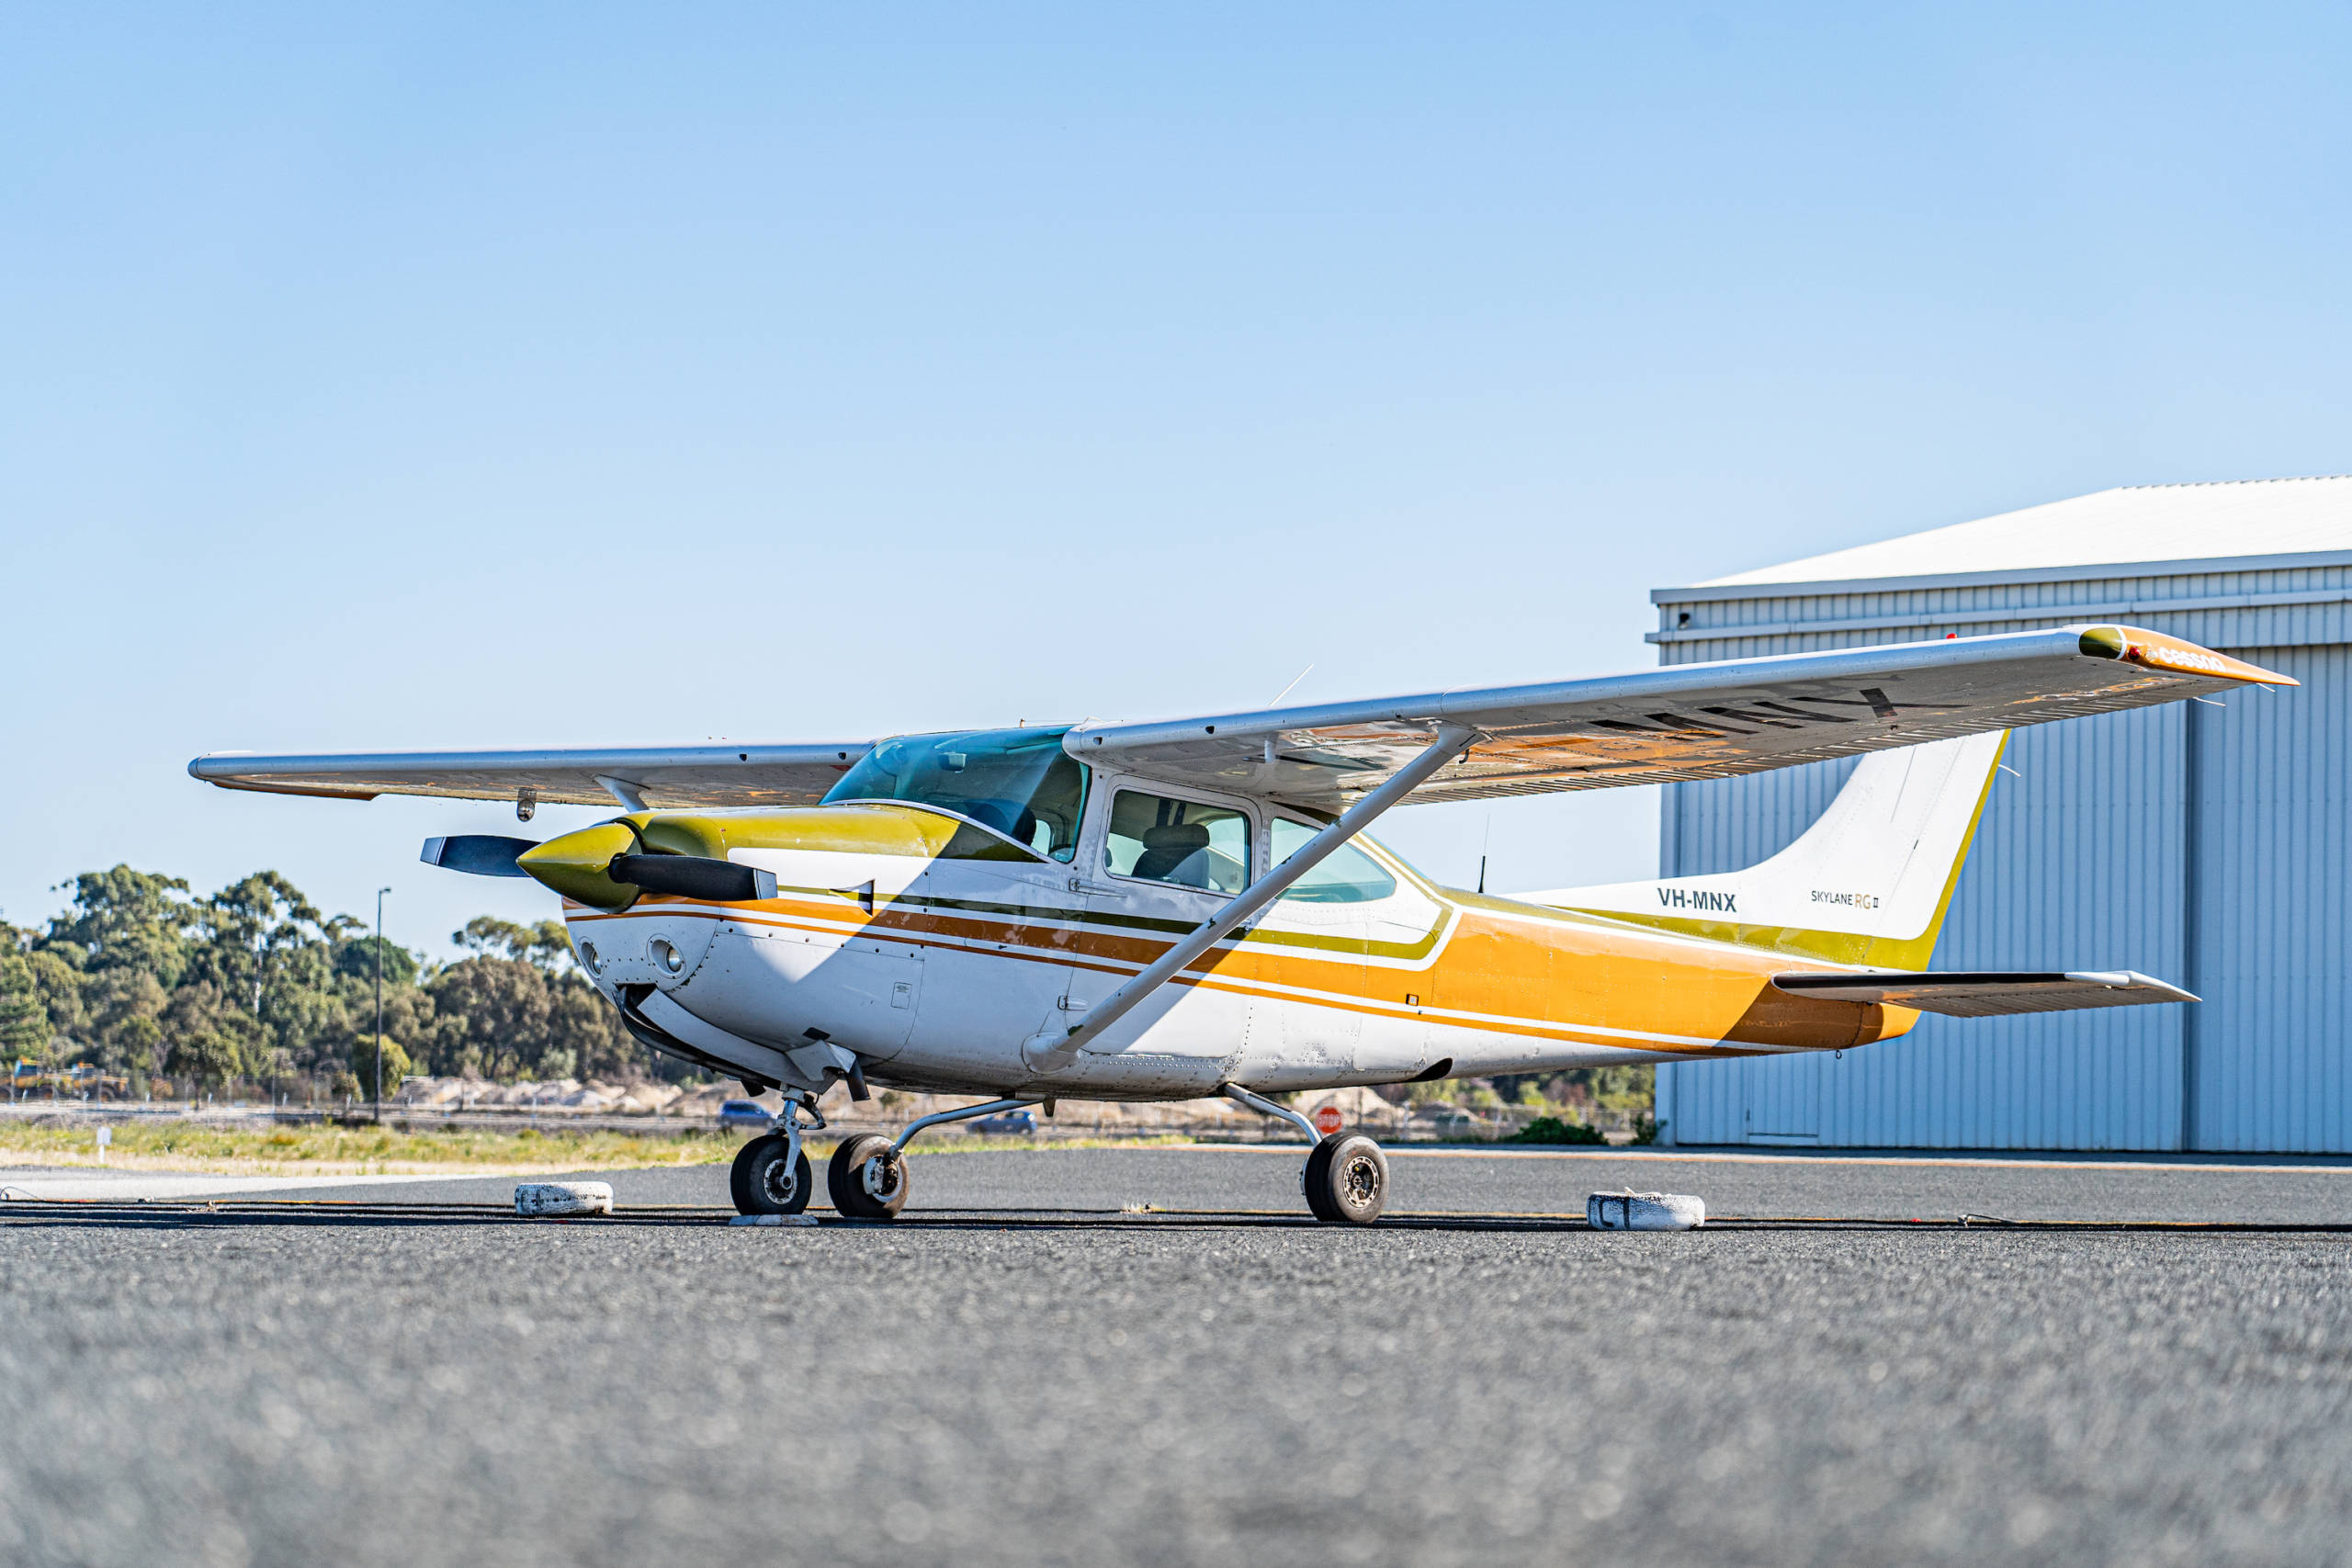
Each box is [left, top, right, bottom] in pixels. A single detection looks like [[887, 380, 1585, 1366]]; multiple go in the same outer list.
[[1526, 731, 2007, 969]]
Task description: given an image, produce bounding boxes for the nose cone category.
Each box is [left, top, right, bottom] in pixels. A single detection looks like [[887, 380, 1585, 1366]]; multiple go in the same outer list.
[[517, 822, 641, 909]]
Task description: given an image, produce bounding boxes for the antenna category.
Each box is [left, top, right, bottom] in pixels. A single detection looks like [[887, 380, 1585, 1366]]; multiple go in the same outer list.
[[1268, 663, 1314, 705], [1476, 812, 1493, 895]]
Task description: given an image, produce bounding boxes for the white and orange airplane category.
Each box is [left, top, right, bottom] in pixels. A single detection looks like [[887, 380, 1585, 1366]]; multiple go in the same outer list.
[[192, 624, 2290, 1223]]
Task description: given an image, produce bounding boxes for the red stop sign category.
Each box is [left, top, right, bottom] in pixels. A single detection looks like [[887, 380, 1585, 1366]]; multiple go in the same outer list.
[[1311, 1104, 1346, 1136]]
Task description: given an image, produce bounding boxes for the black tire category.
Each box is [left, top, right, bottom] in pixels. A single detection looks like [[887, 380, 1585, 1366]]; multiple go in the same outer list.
[[1300, 1135, 1339, 1222], [1306, 1133, 1387, 1224], [732, 1134, 813, 1215], [827, 1133, 910, 1220], [729, 1134, 765, 1213]]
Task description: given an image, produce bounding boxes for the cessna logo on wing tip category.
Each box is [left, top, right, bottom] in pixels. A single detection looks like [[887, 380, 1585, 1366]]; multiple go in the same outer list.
[[1657, 886, 1737, 913], [1811, 889, 1882, 909]]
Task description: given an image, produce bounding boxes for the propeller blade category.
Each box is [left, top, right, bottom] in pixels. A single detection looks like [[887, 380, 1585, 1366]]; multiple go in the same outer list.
[[421, 835, 540, 877], [609, 854, 777, 903]]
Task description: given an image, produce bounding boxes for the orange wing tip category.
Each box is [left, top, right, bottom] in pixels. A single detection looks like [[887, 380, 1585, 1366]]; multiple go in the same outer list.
[[2077, 626, 2298, 686]]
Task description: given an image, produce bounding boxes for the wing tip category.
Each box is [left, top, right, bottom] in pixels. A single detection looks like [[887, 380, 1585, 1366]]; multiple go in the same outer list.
[[2076, 625, 2298, 686]]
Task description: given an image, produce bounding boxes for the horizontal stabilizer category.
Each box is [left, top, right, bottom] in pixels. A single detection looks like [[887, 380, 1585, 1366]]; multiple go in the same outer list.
[[1770, 969, 2196, 1018]]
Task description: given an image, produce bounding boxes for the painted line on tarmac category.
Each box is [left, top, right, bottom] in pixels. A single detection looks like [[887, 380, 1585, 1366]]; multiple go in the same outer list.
[[0, 1171, 487, 1202], [1159, 1145, 2352, 1176]]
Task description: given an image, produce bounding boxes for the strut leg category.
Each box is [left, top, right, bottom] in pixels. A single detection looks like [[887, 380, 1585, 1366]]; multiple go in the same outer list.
[[892, 1097, 1039, 1152], [1223, 1085, 1390, 1224], [1222, 1084, 1318, 1143]]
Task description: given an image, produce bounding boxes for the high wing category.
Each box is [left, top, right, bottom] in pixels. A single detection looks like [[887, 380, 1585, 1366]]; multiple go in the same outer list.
[[188, 743, 873, 811], [188, 625, 2287, 817], [1065, 625, 2291, 812], [1770, 970, 2196, 1018]]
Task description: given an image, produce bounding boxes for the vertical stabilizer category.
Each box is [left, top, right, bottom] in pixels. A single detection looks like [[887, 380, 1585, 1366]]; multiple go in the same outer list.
[[1523, 731, 2007, 969]]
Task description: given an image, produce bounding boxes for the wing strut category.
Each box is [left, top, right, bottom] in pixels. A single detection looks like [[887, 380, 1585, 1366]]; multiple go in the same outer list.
[[1022, 723, 1478, 1072]]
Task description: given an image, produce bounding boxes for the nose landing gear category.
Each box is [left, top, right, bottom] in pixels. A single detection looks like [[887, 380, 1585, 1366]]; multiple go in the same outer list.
[[729, 1090, 823, 1216], [730, 1134, 812, 1215]]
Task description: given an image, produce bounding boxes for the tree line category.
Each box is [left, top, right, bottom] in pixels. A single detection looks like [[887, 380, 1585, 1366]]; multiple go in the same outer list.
[[0, 865, 683, 1096]]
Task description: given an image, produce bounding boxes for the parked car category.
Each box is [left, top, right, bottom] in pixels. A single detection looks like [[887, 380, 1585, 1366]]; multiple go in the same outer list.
[[716, 1100, 774, 1130], [969, 1110, 1038, 1136]]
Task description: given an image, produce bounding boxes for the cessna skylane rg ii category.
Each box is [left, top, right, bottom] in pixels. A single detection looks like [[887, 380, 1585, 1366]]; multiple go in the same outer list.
[[192, 625, 2290, 1223]]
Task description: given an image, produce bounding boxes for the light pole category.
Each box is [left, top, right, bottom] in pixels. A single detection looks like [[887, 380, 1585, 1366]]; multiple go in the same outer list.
[[374, 886, 392, 1123]]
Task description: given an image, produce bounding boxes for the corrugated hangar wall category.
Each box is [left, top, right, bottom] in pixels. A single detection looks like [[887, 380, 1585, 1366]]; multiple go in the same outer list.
[[1648, 540, 2352, 1152]]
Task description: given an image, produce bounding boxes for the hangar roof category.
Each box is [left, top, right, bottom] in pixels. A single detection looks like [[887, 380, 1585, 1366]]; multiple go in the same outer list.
[[1697, 476, 2352, 592]]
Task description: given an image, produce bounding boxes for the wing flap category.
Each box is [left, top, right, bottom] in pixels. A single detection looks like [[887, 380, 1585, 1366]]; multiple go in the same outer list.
[[1770, 970, 2197, 1018], [189, 743, 872, 810], [1065, 625, 2291, 811]]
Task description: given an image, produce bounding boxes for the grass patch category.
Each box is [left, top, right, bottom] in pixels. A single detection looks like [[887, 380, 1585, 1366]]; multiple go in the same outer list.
[[0, 1120, 1209, 1176], [0, 1119, 742, 1176]]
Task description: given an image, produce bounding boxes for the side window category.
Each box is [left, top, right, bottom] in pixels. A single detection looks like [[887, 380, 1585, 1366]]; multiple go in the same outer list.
[[1105, 790, 1251, 895], [1271, 818, 1397, 904]]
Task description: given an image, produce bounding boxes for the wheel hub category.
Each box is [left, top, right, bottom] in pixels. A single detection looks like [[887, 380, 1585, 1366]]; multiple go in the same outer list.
[[861, 1153, 904, 1201], [759, 1154, 801, 1206]]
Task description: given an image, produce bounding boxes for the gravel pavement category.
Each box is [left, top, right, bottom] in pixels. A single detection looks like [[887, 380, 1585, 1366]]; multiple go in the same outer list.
[[2, 1148, 2346, 1568]]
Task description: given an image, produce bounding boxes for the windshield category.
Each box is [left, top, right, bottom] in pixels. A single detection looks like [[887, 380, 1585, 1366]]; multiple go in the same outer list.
[[822, 727, 1089, 861]]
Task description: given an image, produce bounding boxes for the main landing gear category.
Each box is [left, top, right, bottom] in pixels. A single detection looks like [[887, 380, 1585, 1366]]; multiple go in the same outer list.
[[829, 1097, 1037, 1220], [1222, 1086, 1389, 1224], [1302, 1132, 1389, 1223], [827, 1134, 908, 1220]]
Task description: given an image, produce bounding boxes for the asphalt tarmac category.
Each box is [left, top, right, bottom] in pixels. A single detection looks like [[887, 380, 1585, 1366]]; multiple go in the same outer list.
[[3, 1147, 2347, 1567]]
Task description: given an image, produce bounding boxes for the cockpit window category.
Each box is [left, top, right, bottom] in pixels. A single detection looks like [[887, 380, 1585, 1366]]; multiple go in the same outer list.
[[822, 727, 1089, 862], [1106, 790, 1251, 895], [1271, 818, 1398, 903]]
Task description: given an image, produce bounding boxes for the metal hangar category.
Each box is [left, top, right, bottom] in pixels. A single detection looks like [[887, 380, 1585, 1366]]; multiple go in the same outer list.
[[1650, 478, 2352, 1151]]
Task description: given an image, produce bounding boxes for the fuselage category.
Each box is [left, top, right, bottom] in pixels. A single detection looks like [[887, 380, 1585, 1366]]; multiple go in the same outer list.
[[553, 796, 1913, 1101]]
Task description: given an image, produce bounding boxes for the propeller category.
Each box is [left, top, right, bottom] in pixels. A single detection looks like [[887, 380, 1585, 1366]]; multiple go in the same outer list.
[[420, 835, 539, 877], [422, 831, 776, 906], [610, 853, 777, 903]]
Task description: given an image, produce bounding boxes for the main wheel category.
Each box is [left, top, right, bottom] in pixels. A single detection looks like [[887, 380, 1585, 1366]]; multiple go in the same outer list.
[[1301, 1136, 1339, 1222], [827, 1133, 910, 1220], [731, 1134, 813, 1216], [1304, 1133, 1387, 1224]]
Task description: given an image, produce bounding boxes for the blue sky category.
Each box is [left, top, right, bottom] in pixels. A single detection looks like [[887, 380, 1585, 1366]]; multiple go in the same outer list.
[[5, 4, 2347, 957]]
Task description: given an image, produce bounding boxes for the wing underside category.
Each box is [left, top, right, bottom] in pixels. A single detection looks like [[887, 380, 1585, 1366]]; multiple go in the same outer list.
[[1065, 624, 2290, 812], [1770, 970, 2197, 1018], [190, 744, 872, 810]]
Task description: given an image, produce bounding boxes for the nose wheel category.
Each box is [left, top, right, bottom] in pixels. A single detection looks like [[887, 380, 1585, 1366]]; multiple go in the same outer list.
[[828, 1133, 910, 1220], [730, 1133, 813, 1215], [1303, 1132, 1388, 1224]]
